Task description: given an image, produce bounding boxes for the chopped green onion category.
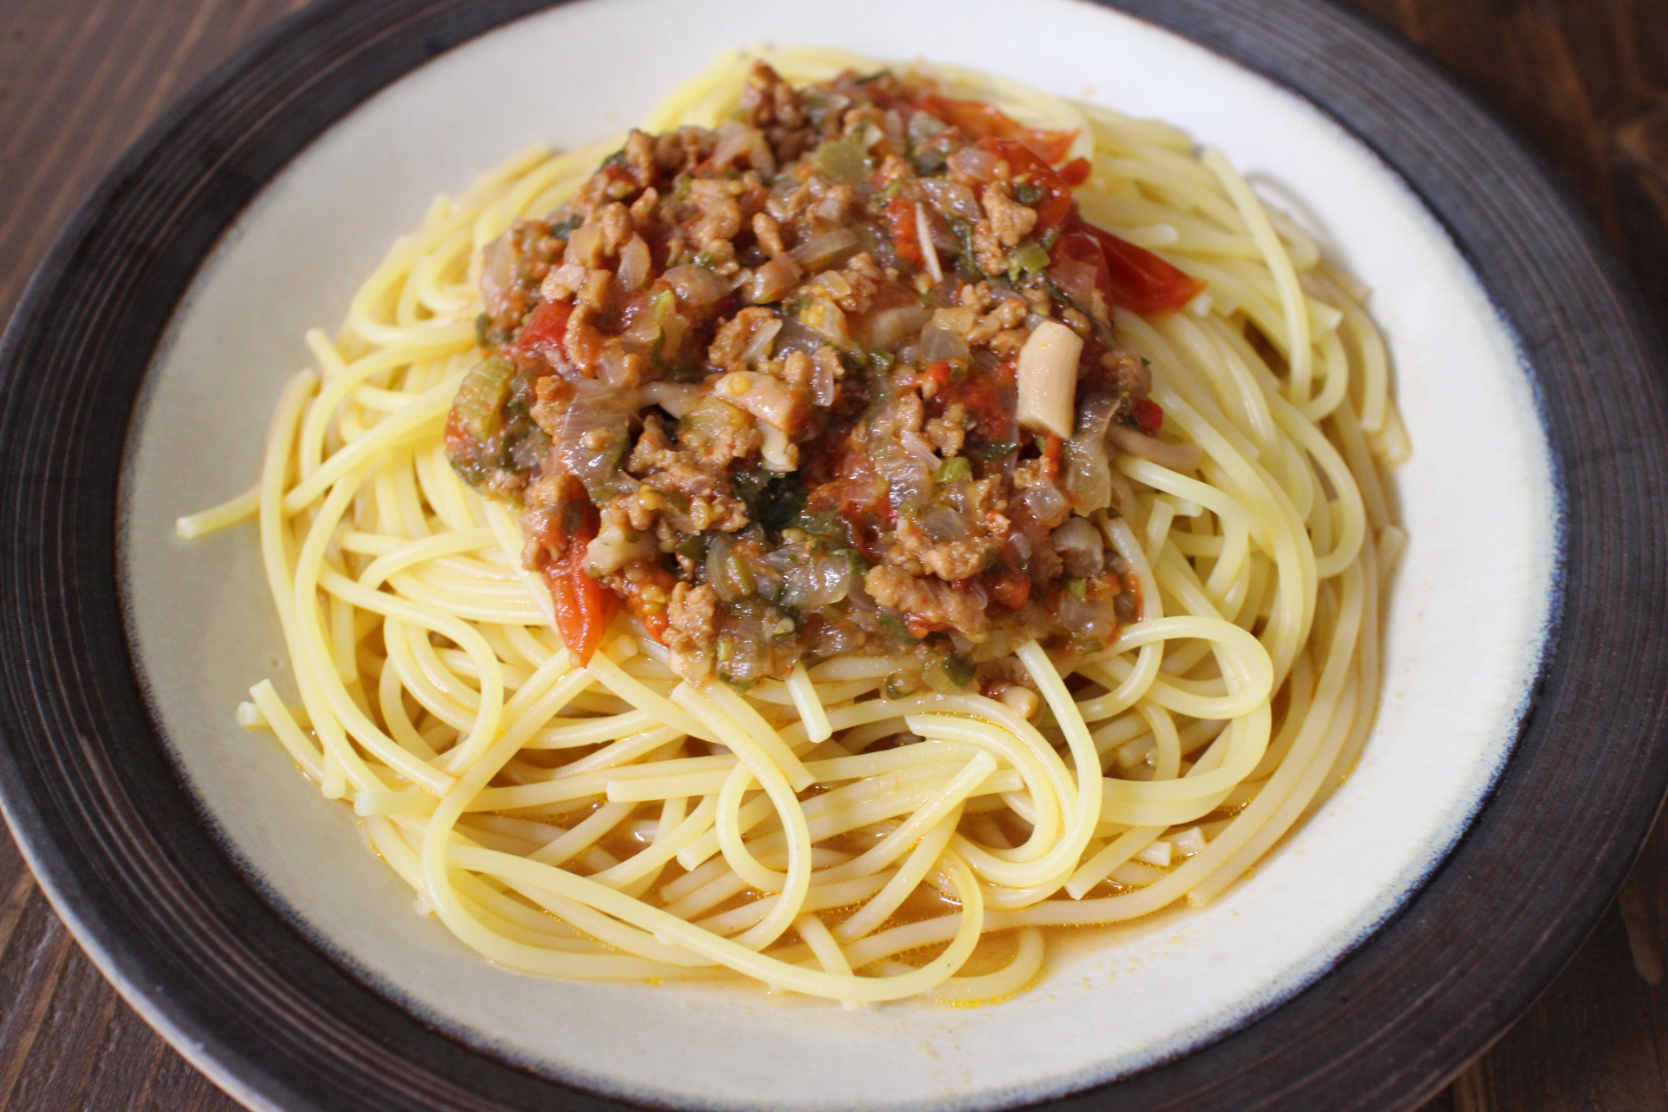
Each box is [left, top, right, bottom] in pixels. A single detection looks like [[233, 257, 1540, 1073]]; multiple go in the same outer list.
[[877, 609, 921, 644], [813, 139, 873, 184], [947, 216, 984, 276], [1013, 181, 1046, 205], [943, 653, 977, 688], [936, 456, 972, 484], [727, 553, 756, 595], [449, 356, 515, 442], [839, 548, 874, 575], [1007, 239, 1051, 282]]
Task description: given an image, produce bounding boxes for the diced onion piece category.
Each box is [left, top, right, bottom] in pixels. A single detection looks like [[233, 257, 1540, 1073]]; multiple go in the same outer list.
[[947, 146, 1001, 183], [711, 121, 776, 175], [918, 178, 980, 220], [739, 318, 783, 364], [809, 356, 836, 407], [617, 234, 651, 292], [759, 425, 798, 472], [918, 322, 970, 364], [1136, 840, 1173, 867], [663, 264, 731, 308], [742, 254, 802, 304], [718, 371, 798, 430], [1051, 517, 1104, 577], [641, 381, 699, 418], [997, 685, 1040, 719], [1016, 321, 1082, 439], [920, 505, 970, 542], [791, 227, 863, 271], [864, 303, 928, 351], [1109, 424, 1204, 472], [915, 201, 943, 284], [1172, 827, 1207, 856], [479, 233, 517, 317]]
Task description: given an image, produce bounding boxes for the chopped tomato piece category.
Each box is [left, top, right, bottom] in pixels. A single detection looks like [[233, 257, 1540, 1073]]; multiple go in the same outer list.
[[513, 299, 572, 362], [885, 196, 924, 267], [1049, 219, 1112, 315], [905, 615, 954, 639], [1041, 434, 1063, 477], [977, 137, 1075, 232], [543, 499, 620, 664], [620, 564, 679, 644], [1057, 157, 1092, 187], [914, 95, 1076, 164], [1051, 215, 1205, 317], [991, 572, 1031, 610], [1084, 220, 1205, 315], [1131, 397, 1164, 435], [921, 360, 954, 391], [934, 360, 1014, 446]]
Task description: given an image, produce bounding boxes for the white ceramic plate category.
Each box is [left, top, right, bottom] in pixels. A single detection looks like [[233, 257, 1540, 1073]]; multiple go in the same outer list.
[[117, 1, 1555, 1109]]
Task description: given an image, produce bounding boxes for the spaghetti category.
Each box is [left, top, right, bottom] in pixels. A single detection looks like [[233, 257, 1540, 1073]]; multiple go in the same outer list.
[[183, 48, 1407, 1006]]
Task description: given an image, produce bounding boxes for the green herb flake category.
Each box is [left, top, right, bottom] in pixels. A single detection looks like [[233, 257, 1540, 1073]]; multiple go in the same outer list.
[[947, 216, 984, 276], [731, 469, 810, 537], [942, 653, 977, 688]]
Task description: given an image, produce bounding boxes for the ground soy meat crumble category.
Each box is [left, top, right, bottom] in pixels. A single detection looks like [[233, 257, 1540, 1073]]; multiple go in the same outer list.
[[445, 62, 1204, 693]]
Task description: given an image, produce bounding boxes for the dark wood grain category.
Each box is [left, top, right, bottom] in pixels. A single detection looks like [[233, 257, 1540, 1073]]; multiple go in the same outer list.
[[0, 0, 1664, 1109], [0, 5, 304, 1109]]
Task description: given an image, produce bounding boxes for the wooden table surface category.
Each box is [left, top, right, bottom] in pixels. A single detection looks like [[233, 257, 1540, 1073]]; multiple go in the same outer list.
[[1, 0, 1665, 1108]]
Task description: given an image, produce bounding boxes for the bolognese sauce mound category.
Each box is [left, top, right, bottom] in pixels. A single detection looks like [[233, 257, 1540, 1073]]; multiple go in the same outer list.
[[445, 62, 1205, 693]]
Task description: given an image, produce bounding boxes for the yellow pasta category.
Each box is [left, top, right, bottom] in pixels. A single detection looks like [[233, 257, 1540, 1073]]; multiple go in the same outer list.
[[187, 48, 1402, 1007]]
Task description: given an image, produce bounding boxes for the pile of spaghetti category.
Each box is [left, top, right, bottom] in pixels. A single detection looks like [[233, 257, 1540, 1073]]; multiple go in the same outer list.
[[183, 48, 1407, 1006]]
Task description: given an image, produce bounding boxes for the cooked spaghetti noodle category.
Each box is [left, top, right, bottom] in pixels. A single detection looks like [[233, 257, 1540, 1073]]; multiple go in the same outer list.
[[182, 48, 1406, 1006]]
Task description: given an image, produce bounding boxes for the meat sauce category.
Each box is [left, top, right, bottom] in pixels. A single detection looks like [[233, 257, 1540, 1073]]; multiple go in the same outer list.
[[445, 63, 1202, 692]]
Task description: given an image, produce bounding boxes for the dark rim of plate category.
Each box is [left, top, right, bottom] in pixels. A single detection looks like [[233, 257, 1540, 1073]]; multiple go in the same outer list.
[[1, 0, 1666, 1109]]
